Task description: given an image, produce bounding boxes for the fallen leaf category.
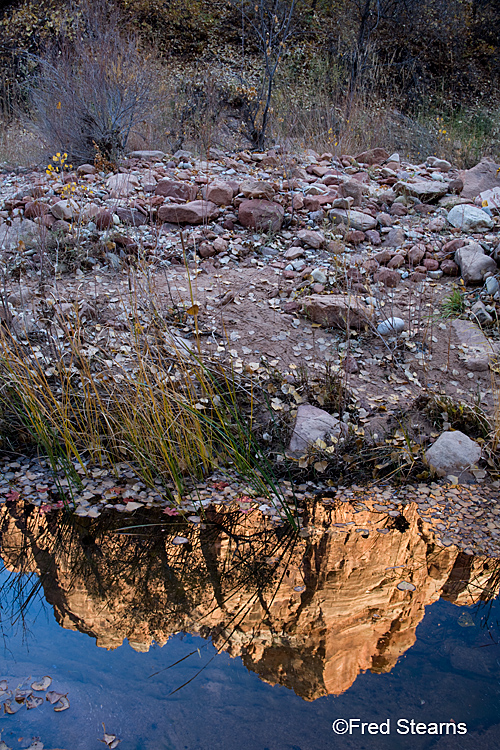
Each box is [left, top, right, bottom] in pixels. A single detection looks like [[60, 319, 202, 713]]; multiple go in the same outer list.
[[31, 676, 52, 692], [3, 699, 22, 714], [46, 691, 65, 704], [26, 695, 44, 710], [53, 696, 70, 712]]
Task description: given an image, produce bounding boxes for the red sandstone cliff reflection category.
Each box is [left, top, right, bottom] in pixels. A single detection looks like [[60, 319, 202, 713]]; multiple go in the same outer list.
[[1, 500, 498, 699]]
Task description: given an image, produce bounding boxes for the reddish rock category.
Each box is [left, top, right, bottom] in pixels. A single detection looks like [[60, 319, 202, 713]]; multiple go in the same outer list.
[[158, 201, 219, 225], [240, 179, 276, 200], [363, 259, 380, 273], [95, 209, 113, 230], [292, 194, 305, 210], [442, 238, 466, 255], [155, 179, 198, 202], [408, 245, 426, 265], [223, 219, 234, 230], [389, 203, 407, 216], [459, 157, 500, 200], [374, 249, 393, 265], [346, 230, 366, 244], [423, 258, 439, 271], [52, 219, 71, 233], [40, 214, 55, 228], [199, 243, 216, 258], [297, 229, 325, 249], [339, 179, 364, 206], [388, 253, 405, 269], [448, 178, 464, 194], [284, 300, 300, 312], [373, 269, 400, 287], [115, 207, 148, 226], [24, 201, 50, 219], [238, 199, 284, 232], [355, 147, 389, 165], [441, 259, 460, 276], [365, 229, 381, 245], [343, 355, 359, 373], [409, 271, 427, 282], [302, 294, 373, 329], [283, 269, 297, 279], [204, 180, 234, 206], [311, 283, 325, 293]]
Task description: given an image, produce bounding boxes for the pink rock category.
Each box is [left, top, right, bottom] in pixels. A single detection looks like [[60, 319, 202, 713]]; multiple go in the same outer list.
[[423, 258, 439, 271], [95, 209, 114, 230], [346, 230, 365, 244], [388, 253, 405, 269], [155, 179, 198, 201], [213, 237, 228, 253], [459, 157, 500, 200], [374, 249, 393, 265], [199, 243, 216, 258], [297, 229, 325, 249], [158, 201, 219, 225], [339, 179, 364, 206], [363, 259, 380, 273], [373, 269, 400, 287], [355, 147, 389, 165], [408, 245, 426, 265], [441, 259, 459, 276], [410, 271, 427, 282], [292, 194, 305, 210], [442, 238, 466, 254], [389, 203, 407, 216], [301, 294, 373, 329], [238, 199, 284, 232], [204, 180, 234, 206], [24, 201, 50, 219], [365, 229, 381, 245]]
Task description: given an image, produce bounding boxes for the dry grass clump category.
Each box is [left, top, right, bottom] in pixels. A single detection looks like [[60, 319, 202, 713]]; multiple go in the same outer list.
[[0, 312, 287, 512]]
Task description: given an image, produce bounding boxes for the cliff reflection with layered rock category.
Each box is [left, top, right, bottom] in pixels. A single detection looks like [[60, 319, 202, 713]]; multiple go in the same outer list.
[[1, 498, 498, 700]]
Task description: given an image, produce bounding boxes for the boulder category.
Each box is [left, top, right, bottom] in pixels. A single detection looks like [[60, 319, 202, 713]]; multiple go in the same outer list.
[[373, 269, 400, 287], [297, 229, 325, 249], [425, 430, 481, 477], [355, 148, 389, 165], [204, 180, 235, 206], [455, 243, 497, 284], [394, 180, 448, 201], [238, 199, 284, 232], [288, 404, 347, 456], [24, 201, 50, 219], [127, 150, 165, 160], [239, 179, 275, 201], [329, 208, 377, 231], [106, 173, 140, 198], [447, 204, 494, 232], [459, 157, 500, 200], [157, 201, 219, 225], [154, 179, 198, 202], [50, 199, 78, 220], [115, 207, 148, 226], [301, 294, 373, 329]]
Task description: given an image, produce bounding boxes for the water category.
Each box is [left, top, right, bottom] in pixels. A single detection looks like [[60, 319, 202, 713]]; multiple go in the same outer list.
[[0, 500, 499, 750]]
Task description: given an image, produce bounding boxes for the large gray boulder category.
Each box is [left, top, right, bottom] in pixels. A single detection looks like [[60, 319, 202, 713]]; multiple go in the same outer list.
[[288, 404, 347, 456], [447, 204, 494, 232], [425, 430, 482, 477], [455, 243, 497, 284]]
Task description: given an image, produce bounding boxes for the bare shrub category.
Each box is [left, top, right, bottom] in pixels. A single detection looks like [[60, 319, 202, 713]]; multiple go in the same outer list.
[[27, 0, 159, 164]]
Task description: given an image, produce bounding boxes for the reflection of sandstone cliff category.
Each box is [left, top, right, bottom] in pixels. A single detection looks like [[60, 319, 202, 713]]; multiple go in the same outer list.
[[0, 501, 498, 699]]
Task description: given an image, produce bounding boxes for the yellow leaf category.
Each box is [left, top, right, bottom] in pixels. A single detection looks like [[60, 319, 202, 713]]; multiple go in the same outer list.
[[186, 304, 199, 316], [56, 102, 61, 109], [314, 461, 328, 472]]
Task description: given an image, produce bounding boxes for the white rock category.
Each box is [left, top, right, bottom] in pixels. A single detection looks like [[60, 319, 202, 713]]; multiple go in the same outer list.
[[447, 204, 494, 232], [455, 243, 497, 284], [485, 276, 499, 295], [311, 268, 328, 284], [425, 430, 482, 477], [377, 317, 405, 335]]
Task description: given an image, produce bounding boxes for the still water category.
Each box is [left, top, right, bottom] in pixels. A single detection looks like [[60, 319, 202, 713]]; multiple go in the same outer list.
[[0, 499, 499, 750]]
